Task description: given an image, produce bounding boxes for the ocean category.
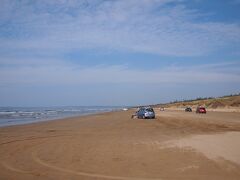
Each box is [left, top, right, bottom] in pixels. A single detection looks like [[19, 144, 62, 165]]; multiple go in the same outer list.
[[0, 106, 124, 127]]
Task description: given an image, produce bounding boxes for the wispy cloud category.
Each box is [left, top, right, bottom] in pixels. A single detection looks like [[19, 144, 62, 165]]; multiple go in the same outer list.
[[1, 58, 239, 85], [0, 0, 239, 56]]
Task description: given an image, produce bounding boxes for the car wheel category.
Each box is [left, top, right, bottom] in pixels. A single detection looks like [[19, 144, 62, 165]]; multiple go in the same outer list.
[[142, 115, 145, 119]]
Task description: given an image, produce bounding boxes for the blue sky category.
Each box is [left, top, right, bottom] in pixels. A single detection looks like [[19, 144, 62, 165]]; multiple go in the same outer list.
[[0, 0, 240, 106]]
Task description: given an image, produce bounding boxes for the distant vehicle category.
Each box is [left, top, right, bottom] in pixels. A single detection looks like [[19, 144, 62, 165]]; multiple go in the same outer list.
[[160, 107, 165, 111], [185, 107, 192, 112], [196, 106, 206, 114], [136, 107, 155, 119]]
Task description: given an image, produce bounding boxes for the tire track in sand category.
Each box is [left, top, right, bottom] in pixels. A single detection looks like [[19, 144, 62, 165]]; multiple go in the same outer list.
[[1, 162, 32, 174], [0, 135, 71, 176], [31, 151, 162, 180], [0, 135, 71, 146]]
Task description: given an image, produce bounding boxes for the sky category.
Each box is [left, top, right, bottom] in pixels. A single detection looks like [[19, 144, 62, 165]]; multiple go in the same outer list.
[[0, 0, 240, 107]]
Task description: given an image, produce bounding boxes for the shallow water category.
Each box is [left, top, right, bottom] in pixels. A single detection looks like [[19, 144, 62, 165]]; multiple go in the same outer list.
[[0, 106, 123, 127]]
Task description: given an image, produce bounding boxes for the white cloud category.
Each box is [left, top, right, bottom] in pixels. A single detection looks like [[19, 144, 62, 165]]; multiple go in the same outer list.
[[0, 58, 239, 85], [0, 0, 240, 56]]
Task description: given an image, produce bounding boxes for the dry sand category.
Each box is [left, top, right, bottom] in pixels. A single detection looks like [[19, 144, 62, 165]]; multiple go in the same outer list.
[[0, 109, 240, 180]]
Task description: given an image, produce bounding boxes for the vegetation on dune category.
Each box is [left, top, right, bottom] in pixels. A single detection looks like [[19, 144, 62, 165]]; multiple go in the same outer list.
[[154, 93, 240, 109]]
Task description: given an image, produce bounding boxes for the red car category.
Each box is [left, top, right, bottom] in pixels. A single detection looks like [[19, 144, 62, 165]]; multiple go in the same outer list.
[[196, 106, 206, 113]]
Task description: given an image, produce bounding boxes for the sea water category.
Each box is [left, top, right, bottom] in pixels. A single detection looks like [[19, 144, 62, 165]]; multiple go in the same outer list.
[[0, 106, 123, 127]]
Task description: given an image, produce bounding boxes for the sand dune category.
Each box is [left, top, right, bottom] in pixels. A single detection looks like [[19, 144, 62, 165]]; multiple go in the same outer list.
[[155, 95, 240, 112]]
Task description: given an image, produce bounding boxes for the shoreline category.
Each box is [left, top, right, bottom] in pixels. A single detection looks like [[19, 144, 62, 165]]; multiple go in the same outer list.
[[1, 106, 239, 129], [0, 109, 122, 129]]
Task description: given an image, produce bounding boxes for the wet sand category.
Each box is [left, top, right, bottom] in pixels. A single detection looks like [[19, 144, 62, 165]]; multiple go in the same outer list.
[[0, 109, 240, 180]]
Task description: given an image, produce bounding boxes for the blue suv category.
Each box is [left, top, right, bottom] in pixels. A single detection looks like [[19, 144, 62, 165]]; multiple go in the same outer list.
[[136, 107, 155, 119]]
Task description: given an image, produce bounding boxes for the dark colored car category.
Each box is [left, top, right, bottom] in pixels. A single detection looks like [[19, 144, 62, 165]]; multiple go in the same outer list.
[[196, 106, 206, 114], [137, 107, 155, 119], [185, 107, 192, 112]]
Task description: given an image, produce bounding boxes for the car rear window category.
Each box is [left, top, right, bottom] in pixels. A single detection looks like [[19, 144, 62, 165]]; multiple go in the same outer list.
[[146, 108, 154, 112]]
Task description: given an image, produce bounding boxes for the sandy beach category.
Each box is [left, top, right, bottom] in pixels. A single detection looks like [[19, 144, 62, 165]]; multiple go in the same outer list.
[[1, 109, 240, 180]]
